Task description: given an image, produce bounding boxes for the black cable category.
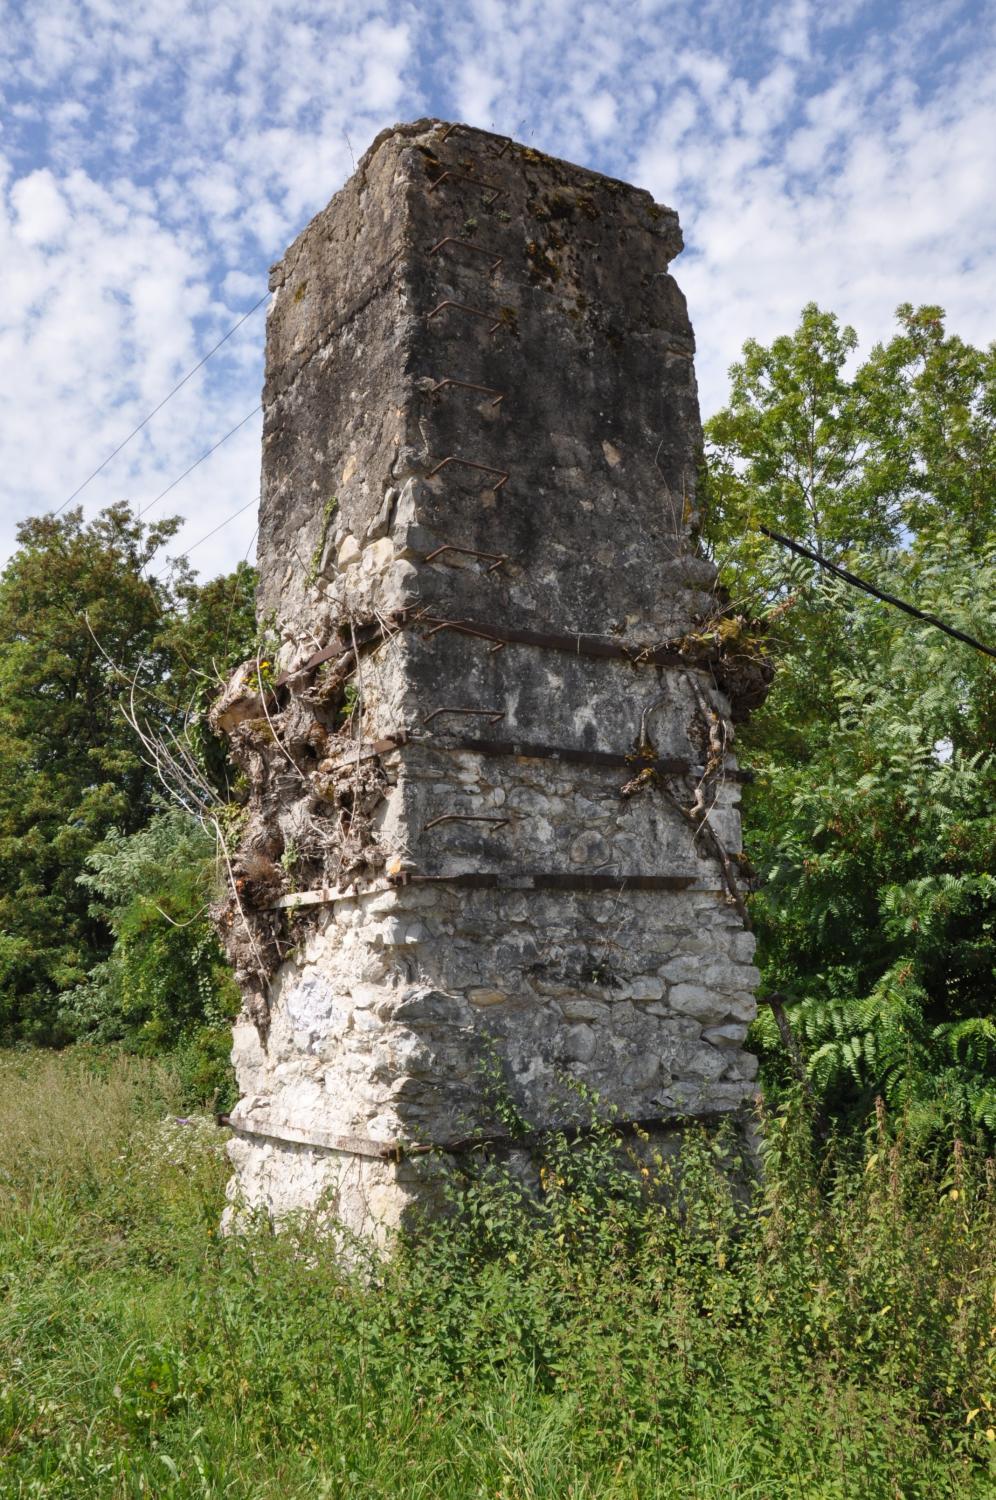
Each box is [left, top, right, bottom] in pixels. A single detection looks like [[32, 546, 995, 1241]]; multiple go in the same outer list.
[[138, 406, 260, 516], [155, 498, 258, 578], [152, 451, 305, 581], [759, 524, 996, 660], [54, 291, 269, 515]]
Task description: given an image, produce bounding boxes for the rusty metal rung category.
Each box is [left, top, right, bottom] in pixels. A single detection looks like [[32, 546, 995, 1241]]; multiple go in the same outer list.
[[423, 813, 510, 831], [428, 455, 508, 491], [423, 619, 506, 653], [437, 123, 510, 162], [423, 620, 506, 652], [429, 377, 504, 407], [429, 237, 503, 275], [424, 543, 507, 572], [427, 170, 505, 206], [422, 707, 505, 726], [425, 300, 502, 334]]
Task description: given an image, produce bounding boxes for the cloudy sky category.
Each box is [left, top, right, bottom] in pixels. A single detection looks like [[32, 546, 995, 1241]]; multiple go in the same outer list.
[[2, 0, 994, 581]]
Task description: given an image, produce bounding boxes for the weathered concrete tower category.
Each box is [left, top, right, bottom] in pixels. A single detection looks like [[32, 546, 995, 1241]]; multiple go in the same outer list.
[[213, 120, 768, 1237]]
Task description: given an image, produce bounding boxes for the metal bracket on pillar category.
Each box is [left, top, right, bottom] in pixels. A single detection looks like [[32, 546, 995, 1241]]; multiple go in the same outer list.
[[427, 455, 509, 491], [427, 170, 506, 206], [423, 543, 507, 572], [422, 707, 506, 727], [426, 300, 503, 334], [429, 377, 505, 407], [428, 237, 504, 275]]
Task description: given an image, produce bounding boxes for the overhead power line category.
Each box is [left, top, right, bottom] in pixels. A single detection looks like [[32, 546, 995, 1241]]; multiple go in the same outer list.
[[759, 524, 996, 660], [153, 451, 307, 580], [54, 290, 270, 516], [157, 497, 259, 576], [138, 406, 261, 516]]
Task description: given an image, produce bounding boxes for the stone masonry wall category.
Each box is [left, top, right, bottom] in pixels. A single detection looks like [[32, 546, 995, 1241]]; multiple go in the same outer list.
[[213, 120, 768, 1238]]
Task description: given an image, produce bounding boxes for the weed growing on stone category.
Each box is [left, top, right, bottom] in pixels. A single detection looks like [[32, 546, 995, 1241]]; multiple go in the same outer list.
[[0, 1049, 994, 1497]]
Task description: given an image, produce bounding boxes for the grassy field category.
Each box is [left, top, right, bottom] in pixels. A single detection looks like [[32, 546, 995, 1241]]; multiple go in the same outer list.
[[0, 1049, 994, 1498]]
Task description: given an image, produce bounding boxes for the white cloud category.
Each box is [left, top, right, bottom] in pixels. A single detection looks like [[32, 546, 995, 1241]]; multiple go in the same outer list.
[[10, 169, 70, 243], [0, 0, 992, 584]]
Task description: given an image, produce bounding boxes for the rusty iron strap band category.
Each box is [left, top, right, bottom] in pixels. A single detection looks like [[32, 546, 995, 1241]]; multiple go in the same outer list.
[[427, 169, 506, 205], [428, 237, 503, 274], [395, 872, 697, 894], [271, 614, 410, 688], [319, 736, 407, 769], [273, 609, 702, 694], [424, 619, 507, 653], [430, 734, 753, 783], [267, 871, 717, 914], [418, 614, 691, 668], [219, 1108, 739, 1161]]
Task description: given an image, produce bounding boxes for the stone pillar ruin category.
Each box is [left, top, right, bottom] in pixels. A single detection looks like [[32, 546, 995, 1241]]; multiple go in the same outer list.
[[212, 119, 770, 1238]]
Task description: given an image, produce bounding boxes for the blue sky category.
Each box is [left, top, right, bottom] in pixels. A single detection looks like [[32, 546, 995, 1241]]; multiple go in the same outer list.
[[1, 0, 994, 580]]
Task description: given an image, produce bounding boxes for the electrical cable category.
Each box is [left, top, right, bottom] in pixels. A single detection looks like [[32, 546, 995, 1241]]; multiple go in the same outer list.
[[54, 290, 270, 516], [759, 524, 996, 660], [156, 497, 259, 576], [138, 406, 260, 516]]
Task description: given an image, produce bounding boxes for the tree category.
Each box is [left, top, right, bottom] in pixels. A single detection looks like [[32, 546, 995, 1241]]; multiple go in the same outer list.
[[63, 809, 240, 1105], [0, 503, 256, 1042], [704, 305, 996, 1136]]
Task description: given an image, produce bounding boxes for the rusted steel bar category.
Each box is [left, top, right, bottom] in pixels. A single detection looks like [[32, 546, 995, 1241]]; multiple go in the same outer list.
[[423, 813, 510, 832], [272, 883, 365, 911], [428, 378, 505, 407], [422, 706, 505, 726], [426, 734, 752, 783], [273, 607, 708, 701], [423, 618, 507, 653], [396, 872, 696, 893], [418, 614, 690, 668], [428, 237, 503, 274], [264, 873, 719, 914], [265, 877, 401, 912], [319, 735, 407, 770], [219, 1107, 735, 1161], [427, 170, 506, 205], [425, 299, 502, 333], [427, 455, 509, 491], [439, 123, 464, 143], [272, 616, 401, 688], [424, 543, 507, 572]]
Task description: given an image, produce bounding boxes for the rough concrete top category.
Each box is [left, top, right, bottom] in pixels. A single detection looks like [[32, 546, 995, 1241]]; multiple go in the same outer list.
[[255, 118, 706, 650]]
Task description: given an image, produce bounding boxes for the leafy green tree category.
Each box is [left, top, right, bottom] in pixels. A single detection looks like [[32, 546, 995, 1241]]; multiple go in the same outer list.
[[857, 303, 996, 548], [0, 503, 256, 1043], [748, 531, 996, 1134], [63, 810, 240, 1105], [704, 305, 996, 1136], [0, 506, 178, 1039]]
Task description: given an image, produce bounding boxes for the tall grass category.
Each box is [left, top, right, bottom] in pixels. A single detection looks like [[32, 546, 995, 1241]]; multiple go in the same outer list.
[[1, 1050, 994, 1498]]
